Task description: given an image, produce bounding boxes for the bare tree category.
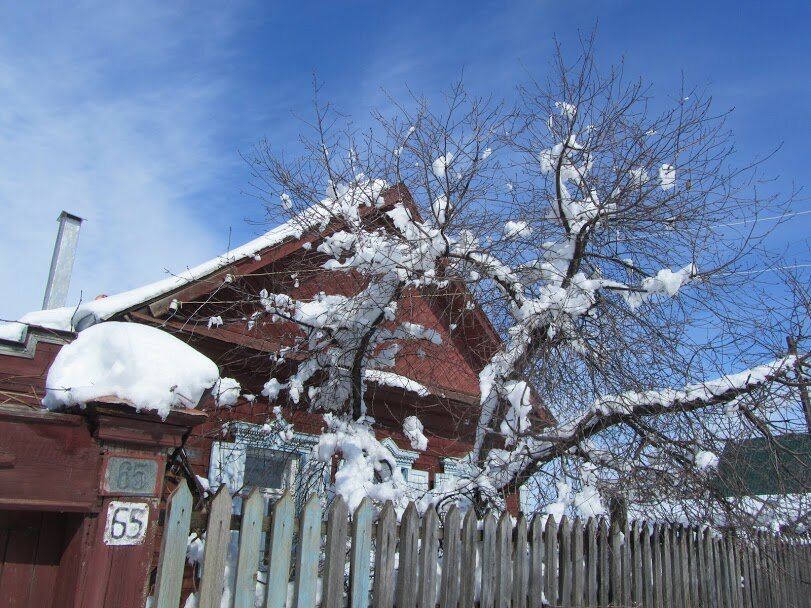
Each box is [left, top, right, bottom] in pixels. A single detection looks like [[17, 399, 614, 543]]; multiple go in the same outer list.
[[230, 37, 807, 526]]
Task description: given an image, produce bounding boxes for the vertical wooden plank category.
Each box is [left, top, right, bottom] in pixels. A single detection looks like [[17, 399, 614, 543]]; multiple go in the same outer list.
[[199, 485, 233, 608], [1, 513, 40, 608], [322, 497, 349, 608], [154, 483, 193, 608], [651, 523, 663, 608], [512, 514, 528, 608], [350, 498, 373, 608], [698, 528, 712, 607], [529, 516, 545, 608], [661, 525, 672, 608], [730, 535, 744, 608], [439, 506, 461, 608], [739, 542, 752, 608], [671, 526, 683, 608], [641, 522, 654, 608], [418, 508, 439, 608], [559, 517, 572, 608], [545, 516, 559, 607], [715, 536, 729, 608], [495, 511, 513, 608], [679, 525, 691, 607], [293, 495, 322, 608], [687, 528, 699, 608], [480, 512, 497, 608], [265, 492, 295, 608], [396, 503, 419, 608], [631, 521, 642, 607], [458, 509, 478, 608], [571, 518, 584, 608], [373, 502, 397, 608], [585, 518, 598, 608], [620, 523, 631, 608], [597, 519, 609, 608], [610, 522, 622, 608], [234, 489, 266, 608]]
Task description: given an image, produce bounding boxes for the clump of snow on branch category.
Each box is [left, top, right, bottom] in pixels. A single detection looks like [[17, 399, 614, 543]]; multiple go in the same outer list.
[[314, 414, 407, 511], [42, 321, 220, 418], [545, 481, 572, 522], [503, 220, 532, 239], [695, 450, 719, 470], [403, 416, 428, 451], [213, 377, 241, 408], [431, 153, 453, 179], [572, 463, 606, 519], [499, 380, 533, 445], [621, 263, 697, 310], [659, 163, 676, 190]]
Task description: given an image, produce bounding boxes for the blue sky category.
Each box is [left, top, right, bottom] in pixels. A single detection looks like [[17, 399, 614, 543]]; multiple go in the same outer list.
[[2, 0, 809, 321]]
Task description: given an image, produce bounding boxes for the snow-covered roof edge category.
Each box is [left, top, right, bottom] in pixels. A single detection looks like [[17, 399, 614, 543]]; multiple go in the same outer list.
[[19, 180, 394, 332]]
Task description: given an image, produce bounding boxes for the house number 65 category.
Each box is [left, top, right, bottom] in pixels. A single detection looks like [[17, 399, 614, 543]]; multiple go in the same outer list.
[[104, 501, 150, 546]]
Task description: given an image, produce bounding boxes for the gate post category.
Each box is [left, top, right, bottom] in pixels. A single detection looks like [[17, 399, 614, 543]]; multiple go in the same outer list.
[[77, 401, 207, 608]]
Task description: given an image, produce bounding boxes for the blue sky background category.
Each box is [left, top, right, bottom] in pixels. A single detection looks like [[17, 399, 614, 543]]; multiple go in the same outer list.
[[1, 0, 809, 321]]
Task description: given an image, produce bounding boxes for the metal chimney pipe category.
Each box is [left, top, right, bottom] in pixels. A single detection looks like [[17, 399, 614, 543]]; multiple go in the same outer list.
[[42, 211, 84, 310]]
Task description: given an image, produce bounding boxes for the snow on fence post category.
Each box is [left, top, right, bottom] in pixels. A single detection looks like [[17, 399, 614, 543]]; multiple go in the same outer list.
[[198, 485, 233, 608], [322, 496, 349, 608], [233, 489, 265, 608], [265, 491, 294, 608], [372, 501, 397, 608], [153, 482, 193, 608]]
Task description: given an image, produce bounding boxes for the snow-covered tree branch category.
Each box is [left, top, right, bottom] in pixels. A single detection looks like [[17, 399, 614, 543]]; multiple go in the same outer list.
[[225, 38, 810, 527]]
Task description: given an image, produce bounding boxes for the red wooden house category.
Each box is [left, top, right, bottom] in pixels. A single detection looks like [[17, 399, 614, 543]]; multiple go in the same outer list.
[[12, 184, 533, 510]]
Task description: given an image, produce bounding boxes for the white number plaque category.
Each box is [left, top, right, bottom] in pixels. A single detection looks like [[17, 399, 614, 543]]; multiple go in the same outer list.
[[104, 501, 150, 546]]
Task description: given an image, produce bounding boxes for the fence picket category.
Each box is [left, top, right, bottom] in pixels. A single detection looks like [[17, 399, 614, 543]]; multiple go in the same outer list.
[[585, 518, 597, 607], [150, 489, 811, 608], [396, 503, 419, 608], [559, 517, 572, 608], [597, 519, 609, 608], [495, 511, 513, 608], [372, 502, 396, 608], [153, 482, 193, 608], [350, 498, 373, 608], [571, 518, 583, 608], [322, 497, 349, 608], [641, 522, 653, 608], [545, 516, 558, 607], [609, 521, 622, 607], [264, 492, 294, 608], [529, 516, 544, 608], [459, 508, 477, 608], [234, 489, 265, 608], [512, 514, 528, 608], [198, 486, 233, 608], [439, 506, 461, 608], [480, 512, 497, 608], [293, 495, 322, 608], [418, 508, 439, 608]]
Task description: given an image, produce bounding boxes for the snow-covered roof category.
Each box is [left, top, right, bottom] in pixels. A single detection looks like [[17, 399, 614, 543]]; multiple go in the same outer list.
[[43, 321, 220, 418], [19, 180, 391, 332]]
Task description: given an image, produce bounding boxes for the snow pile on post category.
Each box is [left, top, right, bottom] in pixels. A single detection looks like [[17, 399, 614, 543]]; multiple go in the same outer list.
[[42, 321, 220, 418]]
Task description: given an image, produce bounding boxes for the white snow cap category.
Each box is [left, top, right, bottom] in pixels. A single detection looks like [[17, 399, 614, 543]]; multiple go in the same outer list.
[[42, 322, 220, 419], [431, 153, 453, 179], [403, 415, 428, 451], [213, 377, 241, 408], [695, 450, 719, 470]]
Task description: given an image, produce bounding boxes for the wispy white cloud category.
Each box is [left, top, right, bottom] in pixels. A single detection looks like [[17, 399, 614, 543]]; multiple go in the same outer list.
[[0, 1, 244, 320]]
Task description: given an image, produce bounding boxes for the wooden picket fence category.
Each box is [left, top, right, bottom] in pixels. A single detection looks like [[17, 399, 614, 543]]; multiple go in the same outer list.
[[151, 482, 811, 608]]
